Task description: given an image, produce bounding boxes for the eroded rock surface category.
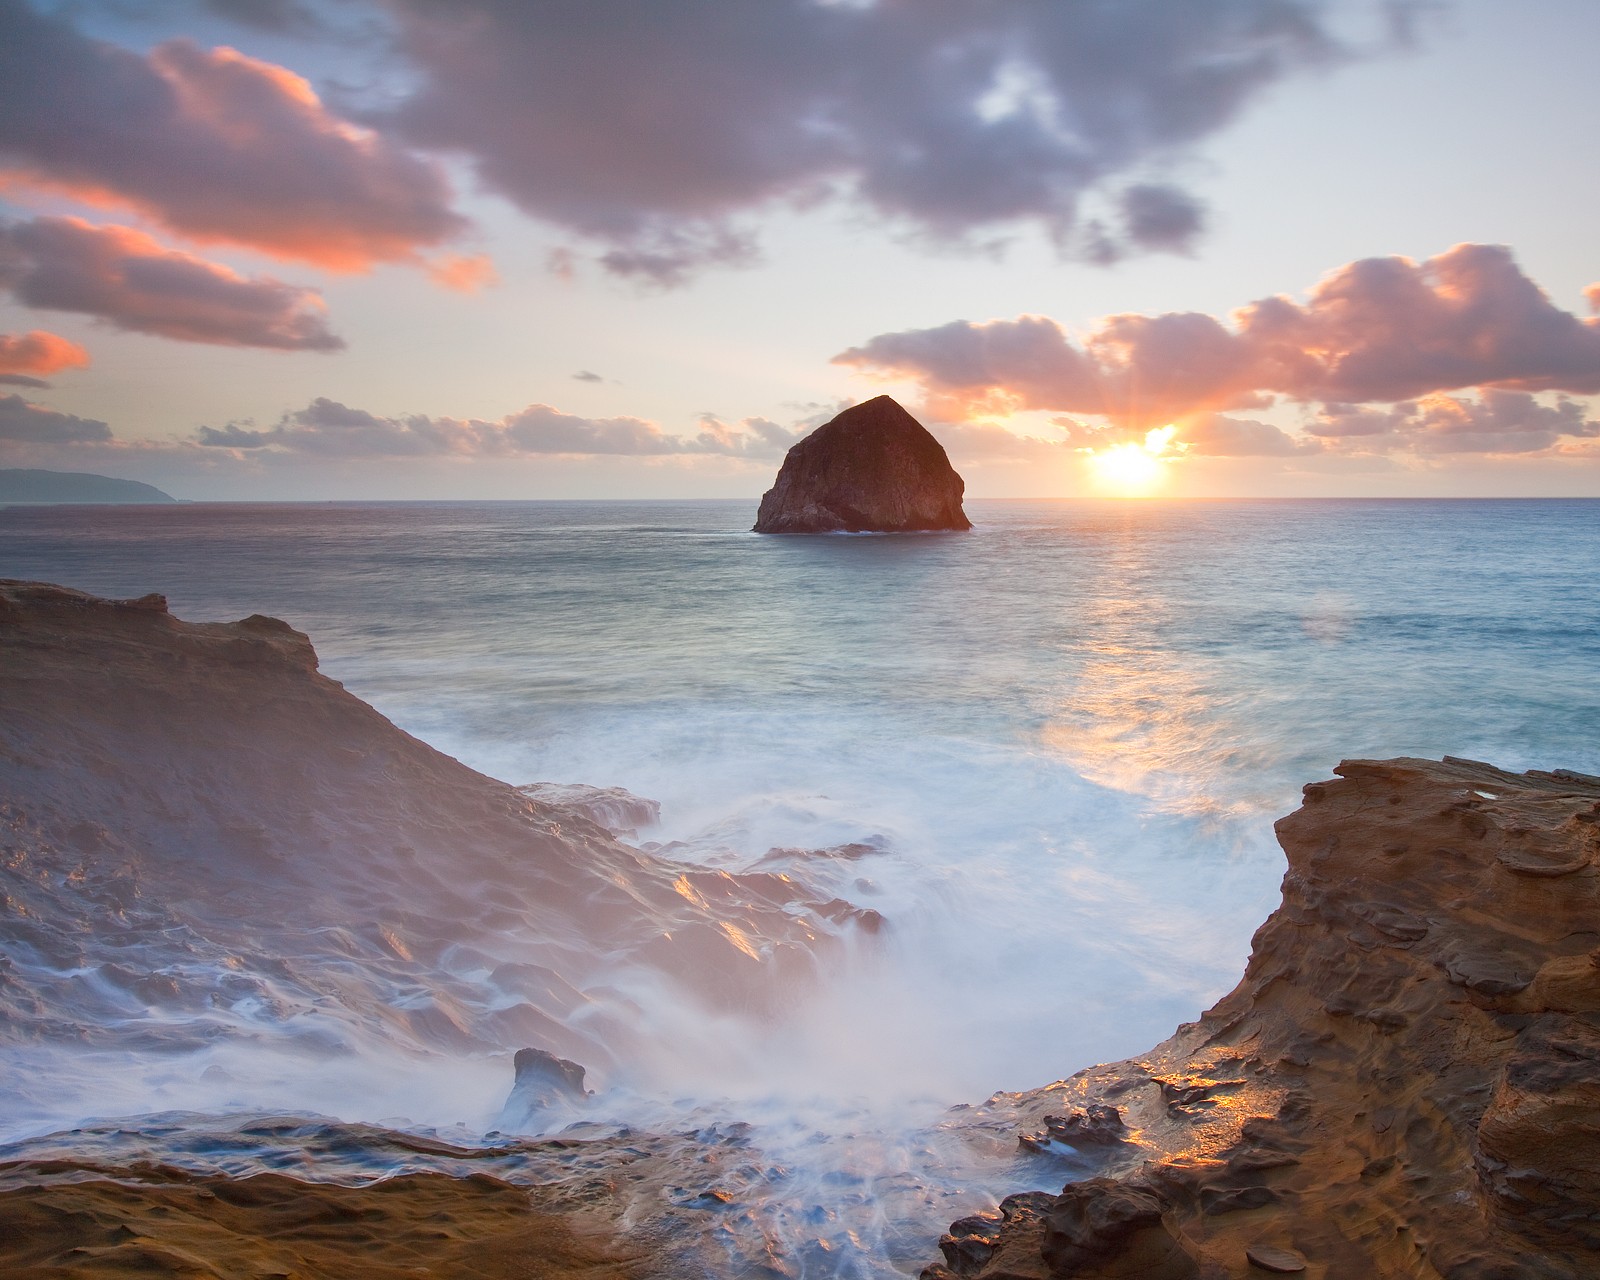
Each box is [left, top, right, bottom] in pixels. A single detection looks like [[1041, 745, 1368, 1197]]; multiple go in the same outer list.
[[515, 782, 660, 838], [930, 756, 1600, 1279], [753, 395, 971, 533], [0, 581, 875, 1104]]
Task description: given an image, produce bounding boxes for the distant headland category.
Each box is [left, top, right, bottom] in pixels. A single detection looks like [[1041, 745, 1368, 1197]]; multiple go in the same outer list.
[[0, 469, 178, 505]]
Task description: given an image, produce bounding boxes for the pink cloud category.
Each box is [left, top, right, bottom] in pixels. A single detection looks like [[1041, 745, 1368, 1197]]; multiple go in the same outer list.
[[0, 3, 464, 271], [426, 254, 498, 293], [0, 216, 342, 351], [0, 328, 89, 386], [835, 244, 1600, 453]]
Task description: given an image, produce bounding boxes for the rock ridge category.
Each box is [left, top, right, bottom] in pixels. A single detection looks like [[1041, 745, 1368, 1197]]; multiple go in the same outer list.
[[928, 755, 1600, 1279]]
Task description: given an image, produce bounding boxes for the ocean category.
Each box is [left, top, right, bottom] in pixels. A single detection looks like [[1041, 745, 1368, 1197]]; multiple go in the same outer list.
[[3, 496, 1598, 1270]]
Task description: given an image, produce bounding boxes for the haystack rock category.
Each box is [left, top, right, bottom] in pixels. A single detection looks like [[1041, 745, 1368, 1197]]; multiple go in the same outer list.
[[926, 756, 1600, 1280], [753, 395, 971, 534]]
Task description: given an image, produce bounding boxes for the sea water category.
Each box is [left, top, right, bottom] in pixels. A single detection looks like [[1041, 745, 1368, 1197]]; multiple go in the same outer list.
[[3, 498, 1598, 1264]]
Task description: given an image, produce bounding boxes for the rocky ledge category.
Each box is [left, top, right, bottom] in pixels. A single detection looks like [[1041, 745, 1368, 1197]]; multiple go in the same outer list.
[[753, 395, 971, 533], [0, 580, 876, 1083], [928, 756, 1600, 1280]]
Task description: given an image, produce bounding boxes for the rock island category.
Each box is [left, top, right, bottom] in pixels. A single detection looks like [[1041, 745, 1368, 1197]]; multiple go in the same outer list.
[[753, 395, 971, 533]]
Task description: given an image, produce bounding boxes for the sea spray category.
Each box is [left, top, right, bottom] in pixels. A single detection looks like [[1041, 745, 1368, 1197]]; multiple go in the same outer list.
[[4, 497, 1600, 1274]]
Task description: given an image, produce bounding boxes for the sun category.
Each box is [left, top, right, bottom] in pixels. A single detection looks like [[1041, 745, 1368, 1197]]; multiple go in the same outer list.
[[1089, 426, 1180, 496]]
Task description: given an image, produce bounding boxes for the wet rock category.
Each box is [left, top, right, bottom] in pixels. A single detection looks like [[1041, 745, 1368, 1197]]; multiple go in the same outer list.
[[1245, 1244, 1307, 1272], [516, 782, 661, 838], [1040, 1179, 1198, 1279], [756, 840, 884, 867], [496, 1048, 592, 1133], [1035, 1104, 1126, 1147], [939, 1211, 1003, 1273], [923, 756, 1600, 1279], [752, 396, 971, 534], [813, 897, 886, 933]]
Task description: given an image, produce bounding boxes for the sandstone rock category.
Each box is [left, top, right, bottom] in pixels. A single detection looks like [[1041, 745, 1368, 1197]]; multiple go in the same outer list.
[[1041, 1179, 1198, 1279], [0, 580, 875, 1080], [930, 756, 1600, 1279], [497, 1047, 593, 1133], [752, 395, 971, 534], [1022, 1105, 1127, 1152], [1244, 1244, 1307, 1272]]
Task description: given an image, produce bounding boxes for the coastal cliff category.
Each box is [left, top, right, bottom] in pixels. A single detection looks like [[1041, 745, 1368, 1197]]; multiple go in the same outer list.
[[928, 756, 1600, 1280]]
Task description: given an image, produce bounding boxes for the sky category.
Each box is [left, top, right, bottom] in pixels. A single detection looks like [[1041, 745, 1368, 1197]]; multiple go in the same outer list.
[[1, 0, 1598, 500]]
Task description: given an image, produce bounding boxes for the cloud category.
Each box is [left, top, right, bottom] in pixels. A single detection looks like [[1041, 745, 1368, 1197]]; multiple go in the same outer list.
[[934, 420, 1087, 463], [0, 216, 343, 350], [1239, 243, 1600, 401], [0, 391, 111, 443], [200, 0, 321, 34], [1309, 389, 1600, 454], [572, 370, 603, 383], [380, 0, 1366, 280], [0, 0, 464, 271], [835, 244, 1600, 448], [0, 329, 89, 387], [426, 253, 497, 292], [195, 397, 806, 458], [1181, 414, 1321, 456], [1116, 184, 1206, 255], [597, 226, 760, 288]]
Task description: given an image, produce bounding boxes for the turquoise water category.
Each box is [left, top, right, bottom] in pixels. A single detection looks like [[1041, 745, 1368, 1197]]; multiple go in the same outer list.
[[3, 497, 1599, 1099]]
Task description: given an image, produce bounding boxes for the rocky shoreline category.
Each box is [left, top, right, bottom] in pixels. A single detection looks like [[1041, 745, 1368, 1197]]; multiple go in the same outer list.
[[922, 756, 1600, 1279], [3, 581, 1597, 1277]]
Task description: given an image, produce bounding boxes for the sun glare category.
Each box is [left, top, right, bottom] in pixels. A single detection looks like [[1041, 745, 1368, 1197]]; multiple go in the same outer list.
[[1089, 426, 1180, 496]]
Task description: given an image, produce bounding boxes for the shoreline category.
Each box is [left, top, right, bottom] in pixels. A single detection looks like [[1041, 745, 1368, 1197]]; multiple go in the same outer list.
[[3, 582, 1596, 1277]]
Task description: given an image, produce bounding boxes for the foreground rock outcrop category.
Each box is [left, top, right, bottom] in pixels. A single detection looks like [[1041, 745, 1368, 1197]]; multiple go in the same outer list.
[[0, 581, 874, 1103], [0, 1157, 655, 1280], [929, 756, 1600, 1279], [753, 395, 971, 533]]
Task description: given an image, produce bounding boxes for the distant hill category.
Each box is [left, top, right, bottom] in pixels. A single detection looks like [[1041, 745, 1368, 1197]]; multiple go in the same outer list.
[[0, 469, 178, 504]]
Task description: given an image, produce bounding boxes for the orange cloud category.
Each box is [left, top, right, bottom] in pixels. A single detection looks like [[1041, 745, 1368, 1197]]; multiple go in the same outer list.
[[0, 330, 90, 376], [0, 6, 466, 272], [426, 253, 499, 292]]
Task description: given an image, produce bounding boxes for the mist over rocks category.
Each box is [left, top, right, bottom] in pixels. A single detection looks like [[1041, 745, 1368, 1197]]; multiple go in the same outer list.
[[0, 579, 880, 1125], [496, 1047, 593, 1133], [927, 756, 1600, 1280], [753, 395, 971, 534]]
